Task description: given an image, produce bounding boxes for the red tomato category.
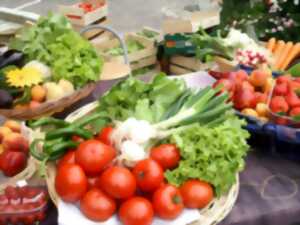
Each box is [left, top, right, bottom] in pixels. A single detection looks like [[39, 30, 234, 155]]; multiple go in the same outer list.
[[0, 151, 27, 177], [75, 139, 116, 175], [97, 126, 114, 146], [152, 184, 184, 220], [150, 144, 180, 170], [119, 197, 154, 225], [133, 159, 164, 192], [270, 96, 289, 113], [57, 150, 75, 169], [290, 107, 300, 117], [55, 164, 88, 203], [274, 82, 288, 96], [99, 166, 136, 199], [236, 81, 255, 92], [180, 180, 214, 209], [234, 88, 256, 110], [289, 81, 300, 92], [80, 188, 116, 222]]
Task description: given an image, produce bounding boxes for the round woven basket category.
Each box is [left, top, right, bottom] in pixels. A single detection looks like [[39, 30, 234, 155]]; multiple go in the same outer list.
[[43, 101, 239, 225], [0, 82, 96, 120]]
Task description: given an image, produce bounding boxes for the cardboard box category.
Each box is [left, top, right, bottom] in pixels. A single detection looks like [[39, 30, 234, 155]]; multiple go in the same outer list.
[[163, 9, 220, 35]]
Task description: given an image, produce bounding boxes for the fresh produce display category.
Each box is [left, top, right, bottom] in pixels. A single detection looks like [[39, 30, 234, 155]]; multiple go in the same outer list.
[[0, 185, 48, 225], [211, 69, 274, 123], [29, 74, 250, 224], [269, 74, 300, 126], [183, 28, 272, 67], [266, 38, 300, 71], [0, 120, 29, 177], [10, 13, 102, 88], [0, 13, 103, 110]]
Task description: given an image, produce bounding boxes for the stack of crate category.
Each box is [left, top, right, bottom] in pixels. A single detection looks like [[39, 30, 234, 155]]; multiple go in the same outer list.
[[58, 0, 108, 39], [92, 33, 158, 72]]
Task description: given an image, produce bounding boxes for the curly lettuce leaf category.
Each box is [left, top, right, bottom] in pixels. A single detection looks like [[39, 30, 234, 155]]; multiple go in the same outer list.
[[165, 116, 250, 197]]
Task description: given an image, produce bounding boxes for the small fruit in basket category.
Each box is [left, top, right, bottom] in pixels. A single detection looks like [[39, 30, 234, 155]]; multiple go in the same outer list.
[[0, 127, 12, 142], [254, 92, 268, 104], [263, 77, 275, 93], [133, 159, 164, 193], [2, 133, 29, 154], [150, 144, 180, 170], [80, 188, 116, 222], [256, 103, 269, 117], [31, 85, 46, 102], [3, 120, 21, 133], [58, 79, 75, 96], [119, 197, 154, 225], [249, 70, 269, 87], [75, 140, 116, 175], [99, 166, 136, 199], [285, 90, 300, 108], [14, 104, 29, 110], [270, 96, 289, 113], [289, 81, 300, 93], [274, 82, 288, 96], [29, 101, 41, 109], [229, 70, 248, 83], [55, 163, 88, 203], [234, 89, 256, 110], [180, 180, 214, 209], [241, 108, 258, 117], [0, 151, 27, 177], [44, 82, 65, 102], [152, 184, 184, 220], [276, 74, 291, 84], [236, 81, 255, 92], [289, 107, 300, 117]]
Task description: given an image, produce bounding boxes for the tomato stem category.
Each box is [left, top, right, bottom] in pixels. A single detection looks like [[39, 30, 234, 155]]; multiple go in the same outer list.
[[172, 195, 182, 204]]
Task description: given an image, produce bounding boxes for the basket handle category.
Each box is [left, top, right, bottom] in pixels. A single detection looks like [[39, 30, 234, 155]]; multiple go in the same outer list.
[[80, 25, 129, 65]]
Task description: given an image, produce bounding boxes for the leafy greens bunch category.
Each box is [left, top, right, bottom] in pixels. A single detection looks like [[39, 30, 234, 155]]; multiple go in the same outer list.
[[10, 13, 103, 88]]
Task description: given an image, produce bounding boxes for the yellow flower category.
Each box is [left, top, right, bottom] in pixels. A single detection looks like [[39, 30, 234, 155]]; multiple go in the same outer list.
[[6, 67, 43, 88]]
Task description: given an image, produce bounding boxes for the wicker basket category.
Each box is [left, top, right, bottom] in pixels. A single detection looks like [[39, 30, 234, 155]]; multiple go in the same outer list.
[[0, 83, 96, 120], [0, 24, 130, 120], [42, 101, 239, 225]]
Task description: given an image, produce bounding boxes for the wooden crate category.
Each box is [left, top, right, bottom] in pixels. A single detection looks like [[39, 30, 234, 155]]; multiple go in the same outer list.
[[58, 1, 108, 27], [169, 55, 236, 75], [73, 17, 108, 40], [135, 27, 163, 43], [163, 9, 220, 35], [93, 33, 157, 70]]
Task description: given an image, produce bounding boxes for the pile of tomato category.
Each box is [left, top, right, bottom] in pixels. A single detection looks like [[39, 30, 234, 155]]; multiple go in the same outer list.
[[55, 126, 214, 225]]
